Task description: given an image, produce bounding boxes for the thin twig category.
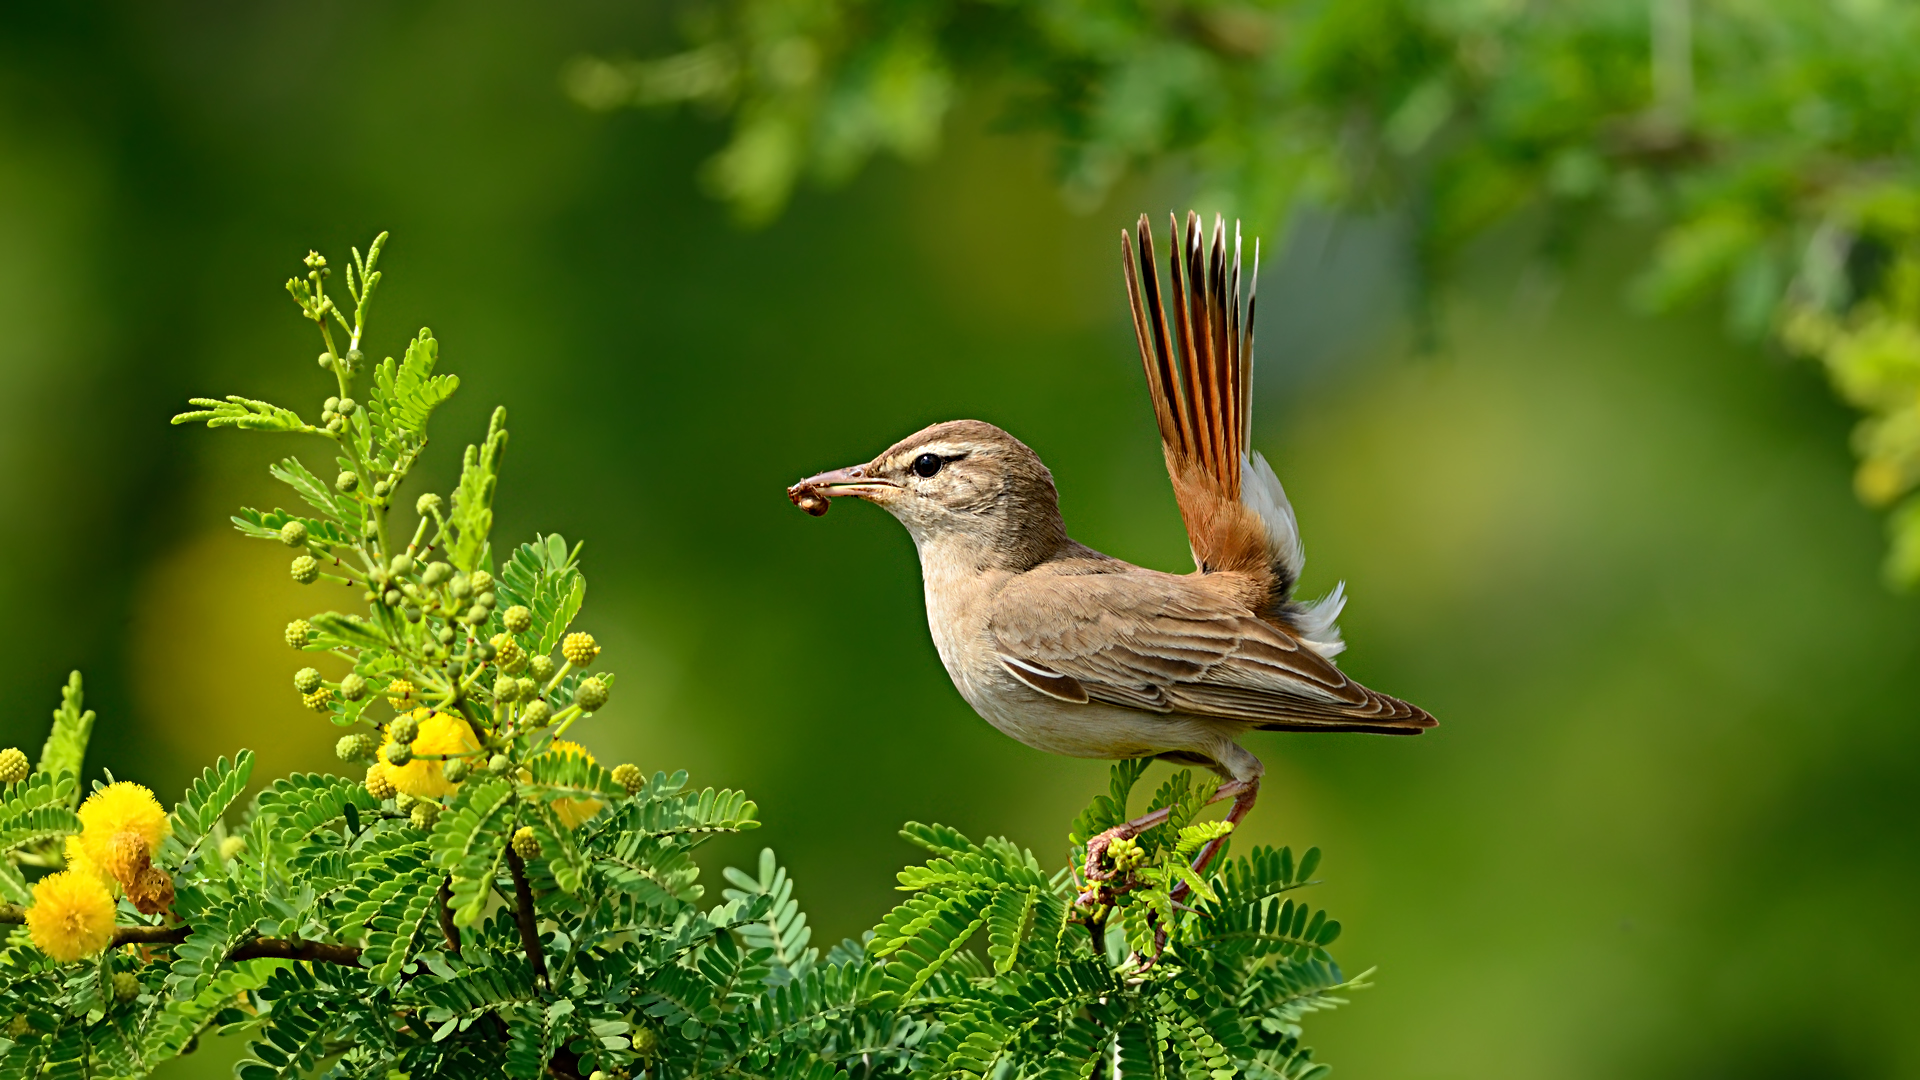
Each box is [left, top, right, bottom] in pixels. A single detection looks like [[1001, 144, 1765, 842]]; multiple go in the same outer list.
[[505, 844, 548, 987]]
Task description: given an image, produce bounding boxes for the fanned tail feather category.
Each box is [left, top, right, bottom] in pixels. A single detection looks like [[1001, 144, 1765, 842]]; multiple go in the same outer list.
[[1123, 211, 1340, 649]]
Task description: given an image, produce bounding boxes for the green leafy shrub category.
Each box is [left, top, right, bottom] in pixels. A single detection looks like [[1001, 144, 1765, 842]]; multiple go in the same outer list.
[[0, 236, 1365, 1079]]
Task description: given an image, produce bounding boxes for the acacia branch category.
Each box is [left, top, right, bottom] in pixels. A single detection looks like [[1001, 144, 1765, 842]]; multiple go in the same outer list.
[[1, 904, 361, 966], [504, 844, 548, 987]]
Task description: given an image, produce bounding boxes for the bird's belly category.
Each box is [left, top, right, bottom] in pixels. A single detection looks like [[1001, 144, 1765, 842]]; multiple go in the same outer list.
[[946, 654, 1238, 763]]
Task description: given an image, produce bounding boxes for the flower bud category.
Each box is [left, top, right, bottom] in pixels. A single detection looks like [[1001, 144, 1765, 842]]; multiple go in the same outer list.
[[435, 625, 457, 645], [462, 607, 489, 626], [335, 471, 359, 493], [279, 520, 308, 547], [386, 742, 413, 766], [0, 747, 28, 785], [416, 493, 443, 517], [502, 605, 533, 634], [444, 758, 471, 783], [421, 560, 451, 585], [218, 835, 247, 861], [294, 667, 323, 694], [302, 687, 335, 712], [390, 716, 420, 744], [522, 700, 552, 728], [390, 554, 414, 575], [347, 347, 363, 365], [291, 555, 319, 584], [318, 351, 334, 369], [448, 574, 471, 599], [487, 753, 511, 775], [474, 592, 496, 612], [529, 656, 557, 682], [410, 801, 441, 830], [562, 632, 601, 668], [402, 604, 422, 623], [395, 791, 418, 813], [492, 676, 519, 703], [575, 676, 609, 712], [511, 826, 540, 860], [325, 416, 344, 433], [372, 480, 391, 497], [113, 971, 141, 1003], [611, 763, 642, 794], [336, 732, 376, 761], [325, 396, 340, 413], [365, 765, 396, 800], [491, 635, 526, 673], [470, 571, 493, 594], [386, 679, 416, 708], [338, 673, 367, 702], [515, 677, 538, 701], [471, 641, 497, 663], [285, 619, 312, 648], [336, 398, 356, 415]]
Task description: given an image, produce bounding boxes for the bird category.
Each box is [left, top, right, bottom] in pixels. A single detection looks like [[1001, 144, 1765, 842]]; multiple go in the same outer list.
[[789, 210, 1434, 891]]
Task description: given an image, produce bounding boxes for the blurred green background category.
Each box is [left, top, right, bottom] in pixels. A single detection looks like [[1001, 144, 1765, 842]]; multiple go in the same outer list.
[[4, 4, 1917, 1078]]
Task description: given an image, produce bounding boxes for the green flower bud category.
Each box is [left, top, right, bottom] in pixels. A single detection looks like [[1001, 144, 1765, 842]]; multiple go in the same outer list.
[[522, 699, 552, 728], [339, 673, 367, 701], [390, 553, 414, 575], [511, 826, 540, 860], [390, 715, 420, 744], [325, 396, 340, 413], [285, 619, 311, 648], [383, 588, 403, 607], [448, 574, 471, 599], [335, 471, 359, 493], [294, 667, 323, 694], [291, 555, 319, 584], [502, 605, 533, 634], [436, 625, 457, 645], [325, 416, 344, 433], [304, 250, 326, 268], [372, 480, 391, 497], [462, 607, 489, 626], [402, 603, 423, 623], [492, 676, 519, 703], [446, 657, 466, 677], [279, 520, 309, 547], [336, 397, 356, 415], [611, 763, 643, 794], [112, 971, 141, 1003], [491, 633, 526, 673], [444, 757, 472, 783], [529, 655, 556, 682], [410, 801, 441, 830], [575, 676, 609, 712], [0, 747, 28, 785], [470, 571, 493, 593], [487, 753, 511, 775], [422, 562, 452, 587], [347, 347, 363, 365], [302, 687, 335, 712], [515, 677, 538, 701], [416, 493, 443, 517], [218, 835, 247, 861], [386, 742, 413, 767], [395, 791, 418, 813], [474, 593, 497, 613], [562, 632, 600, 668], [336, 732, 376, 761], [471, 641, 497, 663], [318, 351, 334, 369]]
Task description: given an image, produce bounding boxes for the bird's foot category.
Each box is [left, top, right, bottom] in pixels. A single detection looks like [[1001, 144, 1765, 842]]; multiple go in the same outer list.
[[1168, 777, 1260, 906]]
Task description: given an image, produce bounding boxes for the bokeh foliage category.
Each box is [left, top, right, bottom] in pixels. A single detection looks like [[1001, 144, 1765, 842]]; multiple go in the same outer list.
[[585, 0, 1920, 585]]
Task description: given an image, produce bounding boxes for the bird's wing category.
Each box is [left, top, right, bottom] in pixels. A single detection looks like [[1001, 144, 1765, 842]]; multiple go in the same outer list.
[[986, 569, 1434, 734], [1123, 212, 1301, 594]]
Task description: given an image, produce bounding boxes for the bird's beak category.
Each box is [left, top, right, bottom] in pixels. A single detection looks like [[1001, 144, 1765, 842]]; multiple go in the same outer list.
[[788, 463, 897, 516]]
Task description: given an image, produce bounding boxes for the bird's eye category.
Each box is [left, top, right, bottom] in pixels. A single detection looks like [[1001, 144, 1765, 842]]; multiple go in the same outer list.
[[912, 453, 943, 478]]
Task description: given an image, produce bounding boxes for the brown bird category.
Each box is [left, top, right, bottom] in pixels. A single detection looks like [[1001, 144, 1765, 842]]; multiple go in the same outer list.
[[790, 211, 1434, 888]]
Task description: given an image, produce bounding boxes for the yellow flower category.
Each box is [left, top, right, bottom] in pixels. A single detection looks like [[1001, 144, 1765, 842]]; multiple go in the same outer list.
[[77, 782, 169, 889], [539, 740, 604, 829], [380, 708, 480, 799], [63, 834, 114, 892], [25, 870, 116, 963]]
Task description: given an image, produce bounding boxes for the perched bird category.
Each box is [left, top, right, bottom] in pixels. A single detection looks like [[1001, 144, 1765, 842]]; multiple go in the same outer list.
[[790, 211, 1433, 884]]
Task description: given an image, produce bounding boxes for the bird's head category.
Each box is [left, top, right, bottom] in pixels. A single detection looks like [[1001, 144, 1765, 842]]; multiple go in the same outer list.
[[789, 419, 1068, 570]]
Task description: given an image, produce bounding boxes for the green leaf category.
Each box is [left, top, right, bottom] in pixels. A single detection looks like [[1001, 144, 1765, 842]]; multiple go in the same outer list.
[[35, 671, 92, 795], [268, 457, 342, 520], [0, 804, 81, 855], [448, 407, 508, 572], [306, 611, 390, 652], [171, 396, 310, 432], [429, 778, 517, 925], [495, 534, 586, 655], [983, 884, 1036, 975], [369, 328, 460, 437], [723, 848, 816, 984], [230, 507, 354, 548], [161, 752, 254, 868]]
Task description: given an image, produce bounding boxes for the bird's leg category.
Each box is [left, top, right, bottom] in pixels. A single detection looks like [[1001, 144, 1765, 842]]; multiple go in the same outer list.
[[1081, 804, 1174, 893], [1169, 777, 1259, 906]]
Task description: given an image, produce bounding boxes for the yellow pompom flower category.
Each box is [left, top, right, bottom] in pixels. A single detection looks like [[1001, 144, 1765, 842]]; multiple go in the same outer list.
[[379, 708, 481, 799], [539, 740, 604, 828], [76, 782, 170, 888], [25, 870, 116, 962]]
